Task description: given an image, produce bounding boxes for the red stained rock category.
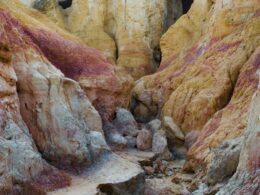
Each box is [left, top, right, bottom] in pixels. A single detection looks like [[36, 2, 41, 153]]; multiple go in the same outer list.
[[217, 73, 260, 194], [28, 168, 71, 192], [24, 28, 114, 79], [0, 3, 132, 122], [0, 0, 111, 169], [0, 39, 70, 194], [187, 48, 260, 172], [184, 130, 200, 149], [137, 129, 153, 151]]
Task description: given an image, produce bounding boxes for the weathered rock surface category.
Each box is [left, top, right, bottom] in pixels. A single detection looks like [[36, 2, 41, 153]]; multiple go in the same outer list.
[[0, 1, 144, 194], [28, 0, 183, 79], [0, 1, 112, 168], [2, 0, 259, 194], [187, 47, 260, 172], [184, 130, 200, 149], [206, 138, 242, 185], [49, 153, 145, 195], [217, 79, 260, 195], [132, 0, 260, 172], [15, 0, 134, 122], [0, 20, 70, 193], [152, 130, 172, 160], [112, 108, 139, 137], [137, 129, 153, 151], [163, 116, 185, 141]]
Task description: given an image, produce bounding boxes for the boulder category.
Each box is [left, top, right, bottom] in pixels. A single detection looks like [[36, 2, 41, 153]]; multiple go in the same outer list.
[[137, 129, 153, 151], [103, 123, 127, 151], [147, 119, 162, 134], [206, 138, 242, 185], [152, 130, 172, 160], [163, 116, 185, 141], [50, 154, 145, 195], [107, 133, 127, 151], [125, 136, 137, 148], [113, 108, 139, 137]]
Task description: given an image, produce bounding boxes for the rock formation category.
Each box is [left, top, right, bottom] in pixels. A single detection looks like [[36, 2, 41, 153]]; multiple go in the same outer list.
[[132, 0, 260, 173], [0, 0, 111, 168], [218, 76, 260, 194], [30, 0, 183, 79], [0, 0, 145, 193], [0, 0, 259, 194], [5, 0, 134, 122], [0, 9, 70, 193]]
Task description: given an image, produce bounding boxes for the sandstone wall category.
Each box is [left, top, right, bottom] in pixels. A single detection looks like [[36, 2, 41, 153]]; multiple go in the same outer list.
[[131, 0, 260, 170], [9, 0, 136, 121], [9, 0, 260, 193], [0, 1, 113, 177], [0, 1, 146, 193], [0, 6, 71, 193], [218, 64, 260, 194], [29, 0, 183, 79]]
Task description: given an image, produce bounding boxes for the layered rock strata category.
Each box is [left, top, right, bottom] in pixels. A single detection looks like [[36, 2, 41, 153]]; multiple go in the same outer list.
[[10, 0, 133, 121], [0, 0, 145, 193], [0, 16, 70, 194], [30, 0, 183, 79], [131, 0, 260, 172], [217, 77, 260, 194], [0, 1, 111, 167]]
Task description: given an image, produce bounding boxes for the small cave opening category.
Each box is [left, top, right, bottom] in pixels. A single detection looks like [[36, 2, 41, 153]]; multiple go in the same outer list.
[[153, 46, 162, 65], [182, 0, 193, 14], [58, 0, 73, 9]]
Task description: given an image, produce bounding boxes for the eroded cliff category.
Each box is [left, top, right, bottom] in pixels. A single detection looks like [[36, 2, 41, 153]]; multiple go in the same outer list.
[[132, 0, 260, 172], [29, 0, 183, 79], [0, 0, 259, 194]]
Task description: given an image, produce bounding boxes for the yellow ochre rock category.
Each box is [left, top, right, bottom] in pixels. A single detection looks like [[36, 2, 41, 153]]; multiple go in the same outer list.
[[27, 0, 182, 79], [131, 0, 260, 169]]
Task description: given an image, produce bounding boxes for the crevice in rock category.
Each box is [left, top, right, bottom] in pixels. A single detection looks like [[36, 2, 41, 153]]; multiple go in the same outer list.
[[164, 0, 183, 32], [153, 46, 162, 70], [115, 40, 119, 61], [182, 0, 193, 14], [58, 0, 72, 9]]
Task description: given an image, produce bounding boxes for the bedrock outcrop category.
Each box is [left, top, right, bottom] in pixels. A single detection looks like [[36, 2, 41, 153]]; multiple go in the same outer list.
[[0, 1, 145, 193], [0, 20, 70, 194], [10, 0, 134, 121], [1, 0, 260, 194], [28, 0, 183, 79], [0, 0, 111, 167], [216, 75, 260, 195], [131, 0, 260, 172]]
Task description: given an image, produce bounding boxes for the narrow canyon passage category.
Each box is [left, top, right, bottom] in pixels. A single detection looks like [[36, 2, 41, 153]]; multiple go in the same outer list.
[[0, 0, 259, 195]]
